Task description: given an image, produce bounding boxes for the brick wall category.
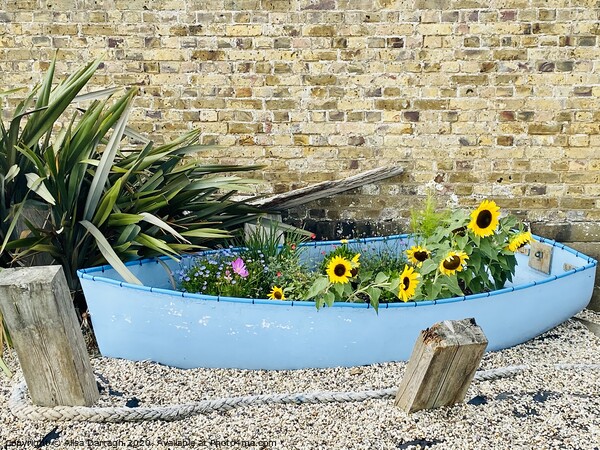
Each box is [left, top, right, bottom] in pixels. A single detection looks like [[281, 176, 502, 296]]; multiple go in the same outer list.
[[1, 1, 600, 302]]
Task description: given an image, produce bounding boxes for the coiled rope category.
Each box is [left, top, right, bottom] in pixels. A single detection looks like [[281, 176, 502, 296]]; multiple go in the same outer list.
[[9, 364, 600, 423]]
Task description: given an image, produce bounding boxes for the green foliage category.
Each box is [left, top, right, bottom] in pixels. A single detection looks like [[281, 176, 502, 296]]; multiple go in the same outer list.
[[318, 240, 358, 272], [410, 191, 451, 239], [307, 241, 404, 311], [179, 223, 316, 300], [178, 248, 252, 298], [409, 199, 526, 301], [0, 58, 263, 295], [358, 244, 407, 280], [178, 196, 530, 311], [179, 234, 415, 311]]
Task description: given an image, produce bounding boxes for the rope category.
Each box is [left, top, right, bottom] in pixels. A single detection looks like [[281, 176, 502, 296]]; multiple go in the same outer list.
[[8, 364, 600, 423]]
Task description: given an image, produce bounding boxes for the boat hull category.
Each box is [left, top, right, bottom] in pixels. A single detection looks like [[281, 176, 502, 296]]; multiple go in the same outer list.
[[78, 235, 597, 369]]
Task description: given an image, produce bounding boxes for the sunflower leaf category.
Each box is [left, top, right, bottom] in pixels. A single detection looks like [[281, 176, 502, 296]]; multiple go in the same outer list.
[[387, 276, 400, 292], [374, 271, 388, 285], [366, 287, 380, 312], [323, 291, 335, 307], [443, 276, 464, 297], [419, 259, 438, 276], [315, 297, 325, 310], [331, 282, 345, 299], [306, 276, 329, 299]]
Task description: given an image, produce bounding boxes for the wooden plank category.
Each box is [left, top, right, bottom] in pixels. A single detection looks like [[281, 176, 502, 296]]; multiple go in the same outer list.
[[528, 240, 553, 274], [0, 265, 99, 407], [394, 318, 488, 413], [244, 213, 284, 244], [251, 166, 404, 210]]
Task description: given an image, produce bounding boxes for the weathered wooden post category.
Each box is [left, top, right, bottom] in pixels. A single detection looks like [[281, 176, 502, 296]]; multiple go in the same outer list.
[[0, 265, 99, 407], [395, 318, 488, 414]]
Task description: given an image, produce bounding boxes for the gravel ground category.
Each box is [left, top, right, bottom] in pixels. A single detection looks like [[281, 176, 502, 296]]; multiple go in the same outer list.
[[1, 311, 599, 450]]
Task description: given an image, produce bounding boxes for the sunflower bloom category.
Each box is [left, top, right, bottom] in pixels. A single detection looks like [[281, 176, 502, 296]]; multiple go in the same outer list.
[[507, 231, 532, 252], [468, 200, 500, 237], [350, 253, 361, 276], [439, 251, 469, 276], [398, 265, 420, 302], [326, 256, 353, 284], [267, 286, 286, 300], [406, 245, 431, 267]]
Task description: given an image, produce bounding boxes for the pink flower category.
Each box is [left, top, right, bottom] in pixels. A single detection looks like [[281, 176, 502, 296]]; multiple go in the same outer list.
[[310, 233, 316, 239], [231, 257, 249, 278], [276, 272, 282, 277]]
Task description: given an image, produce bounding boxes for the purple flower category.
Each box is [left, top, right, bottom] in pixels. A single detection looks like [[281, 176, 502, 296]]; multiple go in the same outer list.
[[231, 257, 249, 278]]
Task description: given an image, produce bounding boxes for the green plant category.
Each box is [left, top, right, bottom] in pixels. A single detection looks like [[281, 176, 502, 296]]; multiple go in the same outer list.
[[178, 248, 252, 298], [0, 58, 263, 295], [410, 190, 451, 239], [241, 219, 315, 298], [306, 240, 405, 311], [179, 234, 416, 311], [178, 222, 315, 300], [407, 198, 530, 300], [179, 198, 531, 311]]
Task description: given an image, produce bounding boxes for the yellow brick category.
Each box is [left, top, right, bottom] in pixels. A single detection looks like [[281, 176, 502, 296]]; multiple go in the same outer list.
[[303, 25, 336, 37], [569, 135, 591, 147], [372, 24, 414, 35], [417, 24, 454, 35], [423, 36, 442, 48], [224, 25, 263, 36]]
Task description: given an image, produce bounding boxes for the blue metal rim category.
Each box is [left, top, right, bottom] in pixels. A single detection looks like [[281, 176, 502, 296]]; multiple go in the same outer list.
[[76, 233, 598, 309]]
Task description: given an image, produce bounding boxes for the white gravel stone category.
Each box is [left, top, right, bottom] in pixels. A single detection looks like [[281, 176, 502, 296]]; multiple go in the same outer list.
[[0, 312, 598, 450]]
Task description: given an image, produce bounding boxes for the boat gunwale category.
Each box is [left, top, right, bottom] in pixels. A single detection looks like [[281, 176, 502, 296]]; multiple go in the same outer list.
[[77, 233, 598, 310]]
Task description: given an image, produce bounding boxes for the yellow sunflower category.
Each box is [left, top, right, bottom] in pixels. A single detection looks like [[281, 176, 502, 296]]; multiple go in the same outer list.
[[350, 253, 361, 276], [398, 265, 420, 302], [467, 200, 500, 238], [267, 286, 286, 300], [326, 255, 353, 284], [507, 231, 532, 252], [406, 245, 431, 267], [439, 251, 469, 276]]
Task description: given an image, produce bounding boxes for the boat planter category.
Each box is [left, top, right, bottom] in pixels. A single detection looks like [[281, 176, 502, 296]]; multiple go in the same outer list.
[[78, 234, 597, 370]]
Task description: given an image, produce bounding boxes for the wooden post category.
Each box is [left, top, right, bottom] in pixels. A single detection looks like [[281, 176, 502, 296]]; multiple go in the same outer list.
[[244, 212, 285, 244], [395, 318, 488, 414], [0, 265, 99, 407]]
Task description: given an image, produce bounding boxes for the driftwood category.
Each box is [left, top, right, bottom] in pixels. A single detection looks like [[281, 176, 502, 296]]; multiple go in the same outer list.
[[395, 318, 488, 413], [252, 166, 404, 211]]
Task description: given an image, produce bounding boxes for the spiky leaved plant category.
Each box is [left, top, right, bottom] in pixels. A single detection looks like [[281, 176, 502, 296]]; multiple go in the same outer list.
[[0, 59, 264, 365]]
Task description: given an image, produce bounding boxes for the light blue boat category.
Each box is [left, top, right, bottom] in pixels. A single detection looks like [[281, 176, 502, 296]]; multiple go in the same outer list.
[[78, 234, 597, 370]]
